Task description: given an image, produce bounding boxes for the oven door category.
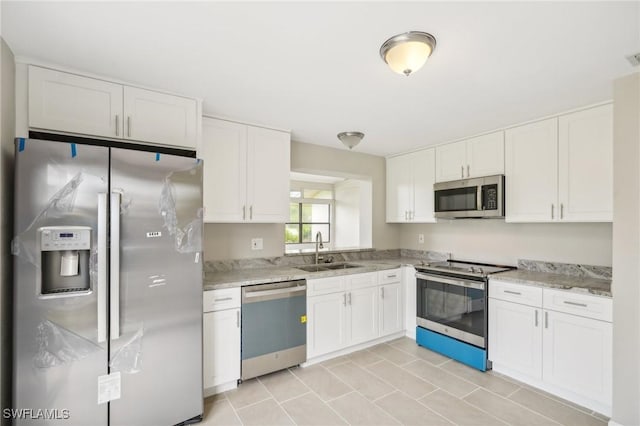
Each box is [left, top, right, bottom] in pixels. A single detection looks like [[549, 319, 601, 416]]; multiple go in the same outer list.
[[416, 272, 486, 348]]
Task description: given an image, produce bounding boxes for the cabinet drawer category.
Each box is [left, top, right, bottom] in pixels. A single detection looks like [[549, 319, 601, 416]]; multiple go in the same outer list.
[[378, 268, 401, 284], [347, 272, 379, 290], [307, 276, 346, 297], [203, 287, 241, 313], [489, 280, 542, 307], [543, 288, 612, 322]]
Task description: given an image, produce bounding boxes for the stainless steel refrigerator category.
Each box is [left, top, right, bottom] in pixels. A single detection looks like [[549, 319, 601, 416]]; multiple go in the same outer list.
[[12, 137, 203, 426]]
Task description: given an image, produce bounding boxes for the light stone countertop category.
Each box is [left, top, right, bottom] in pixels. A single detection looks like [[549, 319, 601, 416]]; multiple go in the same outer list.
[[203, 257, 428, 291], [489, 269, 612, 297]]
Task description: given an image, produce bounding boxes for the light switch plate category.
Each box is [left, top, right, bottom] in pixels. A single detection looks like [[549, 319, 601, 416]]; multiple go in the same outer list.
[[418, 234, 425, 244], [251, 238, 263, 250]]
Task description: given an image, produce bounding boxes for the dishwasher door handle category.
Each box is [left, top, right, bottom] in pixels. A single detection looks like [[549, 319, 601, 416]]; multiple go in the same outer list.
[[244, 285, 307, 299]]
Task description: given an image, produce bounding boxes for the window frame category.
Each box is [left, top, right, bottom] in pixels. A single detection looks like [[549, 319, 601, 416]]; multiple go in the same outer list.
[[286, 181, 334, 247]]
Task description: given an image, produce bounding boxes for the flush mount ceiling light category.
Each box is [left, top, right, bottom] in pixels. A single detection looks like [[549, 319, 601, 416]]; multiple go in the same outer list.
[[380, 31, 437, 76], [337, 132, 364, 150]]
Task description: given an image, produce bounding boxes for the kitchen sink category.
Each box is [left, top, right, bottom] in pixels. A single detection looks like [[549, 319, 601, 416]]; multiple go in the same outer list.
[[295, 263, 361, 273]]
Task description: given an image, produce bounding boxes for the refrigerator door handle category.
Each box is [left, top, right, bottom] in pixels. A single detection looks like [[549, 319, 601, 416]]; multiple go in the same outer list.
[[110, 192, 121, 340], [97, 193, 108, 343]]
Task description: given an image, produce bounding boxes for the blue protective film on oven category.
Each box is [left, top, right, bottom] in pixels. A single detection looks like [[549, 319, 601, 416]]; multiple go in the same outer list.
[[416, 326, 487, 371]]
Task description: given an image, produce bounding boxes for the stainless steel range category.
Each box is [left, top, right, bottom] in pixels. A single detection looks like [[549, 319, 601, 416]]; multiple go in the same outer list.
[[415, 260, 513, 371]]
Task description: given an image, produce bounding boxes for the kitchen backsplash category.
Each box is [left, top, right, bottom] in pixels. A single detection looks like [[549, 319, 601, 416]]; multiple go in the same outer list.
[[204, 248, 450, 273], [518, 259, 612, 280]]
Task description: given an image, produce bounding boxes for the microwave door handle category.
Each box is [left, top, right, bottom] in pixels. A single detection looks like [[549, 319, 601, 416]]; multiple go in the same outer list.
[[477, 186, 483, 211]]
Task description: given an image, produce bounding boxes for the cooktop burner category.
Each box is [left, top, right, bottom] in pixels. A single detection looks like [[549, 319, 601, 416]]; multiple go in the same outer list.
[[415, 260, 514, 278]]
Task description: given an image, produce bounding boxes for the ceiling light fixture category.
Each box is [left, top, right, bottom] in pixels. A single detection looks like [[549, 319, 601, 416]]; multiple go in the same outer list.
[[337, 132, 364, 150], [380, 31, 437, 76]]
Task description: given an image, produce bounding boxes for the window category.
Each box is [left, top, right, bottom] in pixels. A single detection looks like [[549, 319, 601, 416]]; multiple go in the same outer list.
[[286, 188, 332, 245]]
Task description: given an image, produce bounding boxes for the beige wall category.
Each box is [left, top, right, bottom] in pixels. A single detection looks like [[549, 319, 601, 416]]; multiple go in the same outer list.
[[203, 141, 399, 261], [611, 72, 640, 426], [0, 37, 15, 421], [400, 221, 612, 266]]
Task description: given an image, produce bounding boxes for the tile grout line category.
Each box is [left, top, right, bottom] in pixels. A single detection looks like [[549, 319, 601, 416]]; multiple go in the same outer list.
[[256, 375, 299, 425], [519, 384, 606, 420]]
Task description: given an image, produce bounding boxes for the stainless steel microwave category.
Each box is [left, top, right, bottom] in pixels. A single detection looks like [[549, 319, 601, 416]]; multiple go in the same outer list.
[[434, 175, 505, 219]]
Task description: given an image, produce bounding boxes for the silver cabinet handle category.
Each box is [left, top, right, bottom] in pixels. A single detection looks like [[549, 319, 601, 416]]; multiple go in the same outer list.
[[504, 290, 521, 296], [545, 311, 549, 329], [387, 274, 397, 279], [348, 292, 352, 305], [343, 293, 347, 307], [461, 165, 464, 178], [250, 205, 253, 220], [97, 193, 108, 343], [563, 301, 588, 308], [410, 211, 414, 220], [243, 205, 246, 220], [236, 310, 240, 328], [115, 115, 119, 136], [381, 287, 384, 298], [551, 204, 555, 220], [127, 116, 131, 137], [110, 192, 121, 340], [560, 203, 564, 219], [404, 211, 408, 221], [535, 310, 539, 327], [467, 165, 470, 177], [214, 297, 233, 302]]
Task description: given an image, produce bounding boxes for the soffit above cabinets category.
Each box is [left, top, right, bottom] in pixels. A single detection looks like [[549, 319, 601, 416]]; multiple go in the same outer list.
[[2, 2, 638, 156]]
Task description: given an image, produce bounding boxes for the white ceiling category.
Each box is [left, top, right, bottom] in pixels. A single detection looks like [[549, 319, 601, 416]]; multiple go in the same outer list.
[[2, 2, 639, 156]]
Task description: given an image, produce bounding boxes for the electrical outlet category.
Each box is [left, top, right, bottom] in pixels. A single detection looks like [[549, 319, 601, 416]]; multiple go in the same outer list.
[[418, 234, 425, 244], [251, 238, 263, 250]]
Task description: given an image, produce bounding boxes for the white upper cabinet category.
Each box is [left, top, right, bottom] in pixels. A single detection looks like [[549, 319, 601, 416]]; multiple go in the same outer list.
[[505, 104, 612, 223], [435, 131, 504, 182], [28, 65, 198, 149], [505, 118, 559, 222], [29, 66, 123, 139], [200, 117, 290, 223], [386, 148, 435, 223], [123, 86, 197, 148], [558, 105, 613, 222]]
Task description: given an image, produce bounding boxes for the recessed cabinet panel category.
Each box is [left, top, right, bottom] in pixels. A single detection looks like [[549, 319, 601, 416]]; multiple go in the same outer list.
[[386, 148, 436, 223], [203, 309, 241, 390], [123, 86, 197, 148], [380, 283, 403, 336], [348, 287, 379, 345], [466, 132, 504, 178], [435, 141, 467, 182], [29, 66, 123, 138], [307, 292, 347, 358]]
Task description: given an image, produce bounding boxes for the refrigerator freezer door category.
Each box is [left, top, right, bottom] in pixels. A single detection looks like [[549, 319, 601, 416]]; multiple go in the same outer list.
[[13, 139, 109, 425], [108, 148, 203, 426]]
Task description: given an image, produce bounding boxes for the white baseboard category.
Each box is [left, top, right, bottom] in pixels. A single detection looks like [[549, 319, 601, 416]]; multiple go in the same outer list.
[[608, 420, 623, 426], [204, 380, 238, 397], [303, 331, 406, 367]]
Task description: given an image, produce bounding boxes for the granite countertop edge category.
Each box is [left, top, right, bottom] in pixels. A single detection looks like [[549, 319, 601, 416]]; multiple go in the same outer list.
[[489, 269, 612, 298], [203, 257, 425, 291]]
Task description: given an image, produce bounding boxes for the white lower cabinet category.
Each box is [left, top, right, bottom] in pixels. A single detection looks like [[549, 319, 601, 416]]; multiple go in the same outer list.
[[489, 280, 612, 415], [203, 288, 241, 396], [307, 269, 403, 359]]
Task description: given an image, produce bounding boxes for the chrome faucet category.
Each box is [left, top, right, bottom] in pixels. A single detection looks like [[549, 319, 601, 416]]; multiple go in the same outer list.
[[315, 231, 324, 265]]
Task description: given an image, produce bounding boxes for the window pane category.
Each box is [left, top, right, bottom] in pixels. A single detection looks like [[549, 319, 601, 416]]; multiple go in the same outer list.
[[303, 189, 332, 200], [301, 224, 330, 243], [290, 190, 302, 198], [289, 203, 299, 222], [285, 224, 300, 244], [301, 203, 330, 222]]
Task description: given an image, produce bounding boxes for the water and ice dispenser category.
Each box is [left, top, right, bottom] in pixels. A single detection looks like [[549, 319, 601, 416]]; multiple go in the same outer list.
[[38, 226, 92, 295]]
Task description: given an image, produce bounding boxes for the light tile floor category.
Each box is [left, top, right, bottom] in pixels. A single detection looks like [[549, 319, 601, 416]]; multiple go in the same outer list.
[[202, 337, 608, 426]]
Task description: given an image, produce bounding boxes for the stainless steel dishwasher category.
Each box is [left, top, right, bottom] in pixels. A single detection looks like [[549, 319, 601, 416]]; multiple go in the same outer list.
[[241, 279, 307, 380]]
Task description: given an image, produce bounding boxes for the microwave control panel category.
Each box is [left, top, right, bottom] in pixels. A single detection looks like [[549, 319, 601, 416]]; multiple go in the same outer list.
[[483, 185, 498, 210]]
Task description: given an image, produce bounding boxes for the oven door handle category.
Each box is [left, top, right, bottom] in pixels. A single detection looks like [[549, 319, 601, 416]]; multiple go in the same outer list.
[[477, 185, 483, 211], [415, 273, 485, 291]]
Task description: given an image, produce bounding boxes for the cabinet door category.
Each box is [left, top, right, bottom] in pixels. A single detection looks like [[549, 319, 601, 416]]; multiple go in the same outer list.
[[380, 283, 403, 336], [203, 309, 241, 389], [466, 131, 505, 178], [386, 154, 413, 222], [123, 86, 198, 148], [28, 66, 123, 138], [488, 299, 542, 380], [435, 141, 466, 182], [348, 287, 379, 345], [505, 118, 558, 222], [558, 104, 613, 222], [543, 310, 612, 406], [246, 126, 290, 222], [200, 118, 247, 222], [412, 148, 436, 222], [307, 293, 347, 358]]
